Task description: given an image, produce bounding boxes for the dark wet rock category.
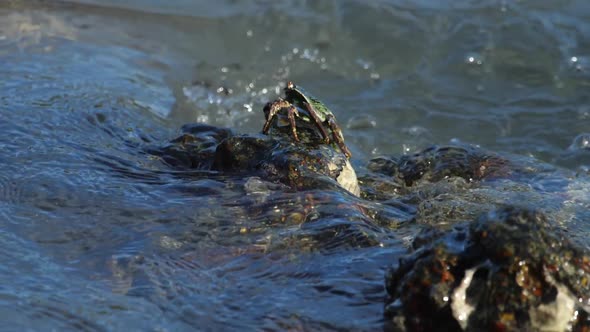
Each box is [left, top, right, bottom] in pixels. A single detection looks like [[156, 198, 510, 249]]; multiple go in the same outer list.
[[213, 134, 354, 193], [150, 123, 360, 196], [384, 207, 590, 331], [397, 145, 511, 186], [153, 123, 233, 169], [359, 145, 516, 206], [367, 145, 511, 189]]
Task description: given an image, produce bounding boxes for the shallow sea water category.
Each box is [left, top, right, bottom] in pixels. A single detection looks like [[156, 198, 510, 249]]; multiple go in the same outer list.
[[1, 0, 590, 330]]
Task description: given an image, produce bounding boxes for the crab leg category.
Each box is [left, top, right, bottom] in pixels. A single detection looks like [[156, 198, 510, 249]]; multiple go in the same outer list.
[[327, 114, 352, 159], [286, 105, 300, 141], [262, 98, 301, 141], [302, 101, 331, 144]]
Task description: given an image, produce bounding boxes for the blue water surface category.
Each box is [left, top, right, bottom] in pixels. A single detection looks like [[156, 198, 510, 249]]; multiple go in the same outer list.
[[1, 1, 590, 330]]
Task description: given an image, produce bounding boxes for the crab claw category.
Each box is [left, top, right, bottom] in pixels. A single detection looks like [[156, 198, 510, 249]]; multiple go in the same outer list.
[[262, 98, 301, 142]]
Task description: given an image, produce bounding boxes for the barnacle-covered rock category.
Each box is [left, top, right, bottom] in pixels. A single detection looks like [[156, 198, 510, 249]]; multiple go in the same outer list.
[[385, 207, 590, 331]]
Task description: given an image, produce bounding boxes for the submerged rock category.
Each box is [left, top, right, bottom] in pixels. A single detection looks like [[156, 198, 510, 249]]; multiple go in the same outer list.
[[384, 207, 590, 331]]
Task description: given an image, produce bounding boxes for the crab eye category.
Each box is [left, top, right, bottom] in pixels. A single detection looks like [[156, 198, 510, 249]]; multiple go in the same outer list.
[[286, 81, 295, 90]]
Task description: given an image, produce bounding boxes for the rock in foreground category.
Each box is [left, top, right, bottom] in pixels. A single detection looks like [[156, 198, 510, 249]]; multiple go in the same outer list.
[[385, 207, 590, 331]]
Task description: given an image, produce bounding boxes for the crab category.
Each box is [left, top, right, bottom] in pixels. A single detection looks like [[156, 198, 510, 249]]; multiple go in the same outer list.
[[261, 81, 352, 159]]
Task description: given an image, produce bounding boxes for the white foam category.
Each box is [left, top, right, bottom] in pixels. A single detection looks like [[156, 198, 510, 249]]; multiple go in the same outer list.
[[451, 267, 476, 329], [529, 272, 576, 332]]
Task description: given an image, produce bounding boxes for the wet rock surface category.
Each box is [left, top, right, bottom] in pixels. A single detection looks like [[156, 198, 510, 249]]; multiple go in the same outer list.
[[149, 118, 590, 332], [152, 123, 360, 196], [385, 207, 590, 331], [365, 145, 513, 189]]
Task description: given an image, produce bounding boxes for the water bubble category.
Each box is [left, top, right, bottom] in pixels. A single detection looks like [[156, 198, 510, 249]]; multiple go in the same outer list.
[[402, 126, 430, 137], [246, 30, 253, 37], [346, 114, 377, 129], [356, 58, 372, 70], [568, 134, 590, 151], [465, 53, 483, 65], [301, 48, 319, 61], [196, 114, 209, 123], [578, 107, 590, 120], [567, 55, 587, 72], [402, 144, 413, 154]]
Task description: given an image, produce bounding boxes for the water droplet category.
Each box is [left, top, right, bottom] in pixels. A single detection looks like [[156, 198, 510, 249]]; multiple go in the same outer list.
[[246, 30, 253, 37]]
